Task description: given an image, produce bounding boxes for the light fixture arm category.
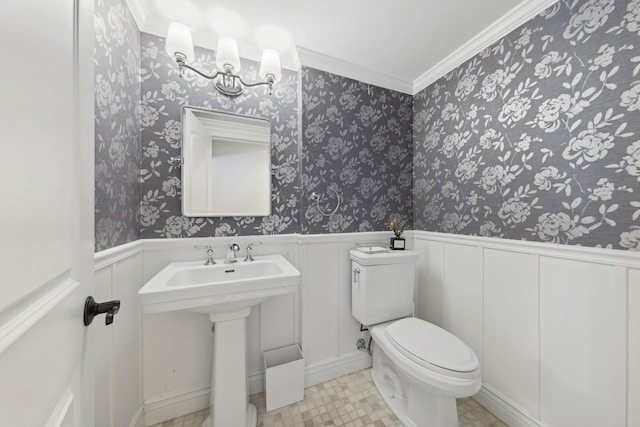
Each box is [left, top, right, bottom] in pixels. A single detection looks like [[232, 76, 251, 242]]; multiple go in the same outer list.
[[174, 52, 275, 97]]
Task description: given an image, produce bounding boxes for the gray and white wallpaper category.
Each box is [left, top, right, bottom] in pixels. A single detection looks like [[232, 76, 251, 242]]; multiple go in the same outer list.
[[94, 0, 141, 251], [138, 33, 300, 239], [413, 0, 640, 251], [95, 0, 640, 252], [302, 67, 414, 233]]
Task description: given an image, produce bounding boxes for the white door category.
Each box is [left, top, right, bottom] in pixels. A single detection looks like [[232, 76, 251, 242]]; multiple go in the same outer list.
[[0, 0, 96, 425]]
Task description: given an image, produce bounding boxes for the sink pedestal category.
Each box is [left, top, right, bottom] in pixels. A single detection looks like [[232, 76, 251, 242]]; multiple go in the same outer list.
[[202, 307, 257, 427]]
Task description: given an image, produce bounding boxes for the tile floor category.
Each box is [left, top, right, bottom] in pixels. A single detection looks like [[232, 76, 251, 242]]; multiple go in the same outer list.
[[149, 369, 506, 427]]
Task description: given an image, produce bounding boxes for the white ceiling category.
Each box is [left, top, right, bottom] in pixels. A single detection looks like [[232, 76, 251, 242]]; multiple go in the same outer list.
[[127, 0, 558, 94]]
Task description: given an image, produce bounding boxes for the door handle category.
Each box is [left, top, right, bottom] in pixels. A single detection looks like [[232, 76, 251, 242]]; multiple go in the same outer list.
[[83, 296, 120, 326]]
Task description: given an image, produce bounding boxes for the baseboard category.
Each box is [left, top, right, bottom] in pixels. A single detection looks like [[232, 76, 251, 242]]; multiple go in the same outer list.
[[304, 351, 372, 387], [143, 352, 372, 424], [474, 385, 541, 427], [250, 351, 372, 394], [143, 384, 210, 426], [248, 371, 264, 395], [129, 406, 144, 427]]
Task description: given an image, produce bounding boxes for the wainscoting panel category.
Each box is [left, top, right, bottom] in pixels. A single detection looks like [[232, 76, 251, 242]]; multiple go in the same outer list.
[[414, 239, 444, 327], [443, 243, 483, 363], [539, 257, 625, 427], [413, 231, 639, 427], [630, 268, 640, 427], [94, 242, 144, 427], [300, 242, 339, 365], [112, 254, 144, 427], [299, 233, 385, 374], [257, 291, 298, 365], [483, 249, 539, 420], [96, 231, 640, 427]]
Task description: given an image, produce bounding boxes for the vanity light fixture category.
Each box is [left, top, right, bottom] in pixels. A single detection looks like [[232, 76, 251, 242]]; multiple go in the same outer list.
[[165, 22, 282, 96]]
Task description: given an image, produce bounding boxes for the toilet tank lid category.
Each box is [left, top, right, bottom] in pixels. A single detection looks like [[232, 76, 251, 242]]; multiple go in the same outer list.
[[385, 318, 478, 373], [349, 249, 418, 265]]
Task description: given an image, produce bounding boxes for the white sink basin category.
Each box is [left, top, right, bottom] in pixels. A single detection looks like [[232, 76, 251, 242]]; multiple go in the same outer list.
[[139, 254, 300, 315]]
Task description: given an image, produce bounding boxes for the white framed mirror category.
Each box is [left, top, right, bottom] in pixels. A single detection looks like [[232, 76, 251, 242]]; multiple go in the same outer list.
[[181, 107, 271, 217]]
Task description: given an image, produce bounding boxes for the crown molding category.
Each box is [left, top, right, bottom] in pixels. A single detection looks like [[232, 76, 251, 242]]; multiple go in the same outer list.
[[297, 47, 414, 95], [412, 0, 559, 94], [123, 0, 558, 96], [124, 0, 149, 30]]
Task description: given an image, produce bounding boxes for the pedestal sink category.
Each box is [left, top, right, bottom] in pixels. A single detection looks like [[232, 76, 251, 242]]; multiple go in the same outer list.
[[139, 254, 301, 427]]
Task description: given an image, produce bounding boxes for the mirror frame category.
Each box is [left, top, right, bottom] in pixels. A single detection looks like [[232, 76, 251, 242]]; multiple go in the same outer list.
[[180, 106, 272, 217]]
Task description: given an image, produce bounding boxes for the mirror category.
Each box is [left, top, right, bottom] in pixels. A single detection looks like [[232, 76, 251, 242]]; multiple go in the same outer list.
[[181, 107, 271, 217]]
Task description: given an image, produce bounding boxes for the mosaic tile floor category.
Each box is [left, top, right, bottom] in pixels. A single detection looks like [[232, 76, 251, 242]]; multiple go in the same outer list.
[[149, 369, 506, 427]]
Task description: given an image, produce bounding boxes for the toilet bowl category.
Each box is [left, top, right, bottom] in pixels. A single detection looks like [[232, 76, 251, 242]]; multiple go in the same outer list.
[[369, 318, 480, 427], [350, 248, 481, 427]]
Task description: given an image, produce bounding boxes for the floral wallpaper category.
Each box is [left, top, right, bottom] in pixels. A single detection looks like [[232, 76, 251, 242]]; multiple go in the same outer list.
[[94, 0, 141, 251], [138, 33, 300, 238], [413, 0, 640, 251], [301, 67, 414, 233]]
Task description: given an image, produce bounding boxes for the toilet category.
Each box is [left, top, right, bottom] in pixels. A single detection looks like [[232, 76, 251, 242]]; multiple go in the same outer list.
[[350, 248, 481, 427]]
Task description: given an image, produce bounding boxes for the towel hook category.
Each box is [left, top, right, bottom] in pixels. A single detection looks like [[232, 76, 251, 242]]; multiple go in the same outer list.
[[310, 187, 340, 216]]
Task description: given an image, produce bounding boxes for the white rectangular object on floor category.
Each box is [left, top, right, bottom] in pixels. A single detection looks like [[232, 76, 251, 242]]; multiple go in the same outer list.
[[263, 344, 305, 411]]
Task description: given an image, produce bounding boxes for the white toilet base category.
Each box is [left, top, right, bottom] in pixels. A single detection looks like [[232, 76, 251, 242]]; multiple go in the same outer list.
[[371, 343, 460, 427]]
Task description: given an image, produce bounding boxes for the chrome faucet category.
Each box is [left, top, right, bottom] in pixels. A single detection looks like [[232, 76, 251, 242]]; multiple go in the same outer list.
[[195, 245, 216, 265], [225, 243, 240, 264]]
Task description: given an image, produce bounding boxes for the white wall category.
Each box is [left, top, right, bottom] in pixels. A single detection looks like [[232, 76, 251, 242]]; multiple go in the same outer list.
[[96, 230, 639, 427], [413, 231, 640, 427]]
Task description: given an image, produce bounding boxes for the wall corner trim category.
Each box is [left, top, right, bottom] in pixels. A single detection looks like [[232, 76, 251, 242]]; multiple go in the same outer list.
[[412, 0, 560, 94], [297, 47, 414, 95], [124, 0, 149, 30]]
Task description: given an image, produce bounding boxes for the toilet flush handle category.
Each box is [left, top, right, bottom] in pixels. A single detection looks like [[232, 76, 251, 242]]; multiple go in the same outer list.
[[352, 267, 360, 285]]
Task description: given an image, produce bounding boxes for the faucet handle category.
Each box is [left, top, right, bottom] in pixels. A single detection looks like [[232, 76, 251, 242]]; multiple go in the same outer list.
[[195, 245, 215, 265], [244, 242, 262, 262]]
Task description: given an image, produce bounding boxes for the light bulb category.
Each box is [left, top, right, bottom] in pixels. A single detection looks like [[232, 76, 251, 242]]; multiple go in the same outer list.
[[165, 22, 194, 62], [259, 48, 282, 82], [215, 37, 241, 72]]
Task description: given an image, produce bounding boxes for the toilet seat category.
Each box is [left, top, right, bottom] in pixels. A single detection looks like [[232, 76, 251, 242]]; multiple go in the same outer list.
[[385, 318, 478, 376]]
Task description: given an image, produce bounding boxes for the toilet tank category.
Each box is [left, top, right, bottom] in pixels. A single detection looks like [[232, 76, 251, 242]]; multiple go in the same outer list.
[[350, 249, 418, 326]]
